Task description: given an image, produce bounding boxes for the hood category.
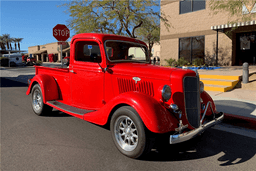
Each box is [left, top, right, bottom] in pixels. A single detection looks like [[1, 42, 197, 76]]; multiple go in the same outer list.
[[110, 62, 197, 81], [110, 62, 177, 80]]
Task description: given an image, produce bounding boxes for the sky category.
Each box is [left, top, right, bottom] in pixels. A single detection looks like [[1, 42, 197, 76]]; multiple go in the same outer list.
[[1, 0, 75, 53], [1, 0, 160, 53]]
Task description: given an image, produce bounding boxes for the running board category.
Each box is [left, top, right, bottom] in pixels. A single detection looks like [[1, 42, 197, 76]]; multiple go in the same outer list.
[[47, 101, 95, 115]]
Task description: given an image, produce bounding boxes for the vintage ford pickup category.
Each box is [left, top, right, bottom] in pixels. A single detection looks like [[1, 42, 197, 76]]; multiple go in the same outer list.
[[26, 33, 224, 158]]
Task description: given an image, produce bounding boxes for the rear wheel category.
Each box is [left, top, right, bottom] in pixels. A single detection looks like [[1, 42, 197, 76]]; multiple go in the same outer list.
[[31, 84, 52, 116], [110, 106, 152, 158]]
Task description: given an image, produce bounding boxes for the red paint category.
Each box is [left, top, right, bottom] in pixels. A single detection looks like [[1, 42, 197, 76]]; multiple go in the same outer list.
[[27, 33, 219, 134]]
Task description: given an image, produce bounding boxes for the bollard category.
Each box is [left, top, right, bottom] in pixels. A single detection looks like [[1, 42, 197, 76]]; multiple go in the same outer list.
[[243, 62, 249, 84]]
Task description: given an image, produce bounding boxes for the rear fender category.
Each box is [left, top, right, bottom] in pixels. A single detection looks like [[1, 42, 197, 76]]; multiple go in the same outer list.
[[104, 92, 178, 133], [26, 74, 59, 103]]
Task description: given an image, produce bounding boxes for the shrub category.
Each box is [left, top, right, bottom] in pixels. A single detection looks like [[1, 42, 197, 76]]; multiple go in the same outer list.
[[164, 58, 176, 66], [35, 60, 42, 65], [177, 57, 189, 66], [192, 58, 204, 66]]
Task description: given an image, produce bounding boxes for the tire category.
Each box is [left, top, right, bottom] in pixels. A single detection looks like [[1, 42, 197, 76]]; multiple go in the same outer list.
[[31, 84, 52, 116], [110, 106, 153, 159]]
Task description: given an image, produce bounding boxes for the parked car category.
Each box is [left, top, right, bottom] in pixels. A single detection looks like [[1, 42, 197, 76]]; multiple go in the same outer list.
[[26, 33, 224, 159], [63, 56, 70, 66], [26, 56, 36, 65]]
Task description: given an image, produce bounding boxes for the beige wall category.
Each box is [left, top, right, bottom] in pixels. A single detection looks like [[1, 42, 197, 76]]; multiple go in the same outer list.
[[28, 45, 40, 55], [160, 0, 253, 66], [152, 43, 161, 57], [28, 42, 70, 62]]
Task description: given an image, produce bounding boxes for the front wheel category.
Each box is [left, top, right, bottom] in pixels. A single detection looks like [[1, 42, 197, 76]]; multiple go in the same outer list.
[[31, 84, 52, 116], [110, 106, 152, 158]]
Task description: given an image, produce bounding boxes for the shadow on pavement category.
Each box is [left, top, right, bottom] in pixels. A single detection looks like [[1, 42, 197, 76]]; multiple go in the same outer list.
[[42, 110, 72, 117], [0, 77, 28, 87], [143, 128, 256, 166], [214, 100, 256, 119]]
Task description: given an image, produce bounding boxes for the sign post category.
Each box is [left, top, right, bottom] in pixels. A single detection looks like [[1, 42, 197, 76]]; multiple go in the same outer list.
[[53, 24, 70, 67]]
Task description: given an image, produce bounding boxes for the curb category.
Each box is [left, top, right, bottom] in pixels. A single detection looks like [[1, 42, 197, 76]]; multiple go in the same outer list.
[[223, 113, 256, 130]]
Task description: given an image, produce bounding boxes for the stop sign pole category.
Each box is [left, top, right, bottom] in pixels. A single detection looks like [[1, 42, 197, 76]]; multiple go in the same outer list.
[[53, 24, 70, 67]]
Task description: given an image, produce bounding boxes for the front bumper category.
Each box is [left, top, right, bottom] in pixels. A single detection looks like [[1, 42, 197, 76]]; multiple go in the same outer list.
[[170, 112, 224, 144]]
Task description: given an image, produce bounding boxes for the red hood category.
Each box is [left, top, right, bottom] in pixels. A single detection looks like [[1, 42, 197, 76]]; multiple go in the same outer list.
[[109, 63, 196, 81]]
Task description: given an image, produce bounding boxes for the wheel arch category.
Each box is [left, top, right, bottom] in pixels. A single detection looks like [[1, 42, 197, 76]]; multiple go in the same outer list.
[[26, 74, 59, 103], [103, 92, 178, 134]]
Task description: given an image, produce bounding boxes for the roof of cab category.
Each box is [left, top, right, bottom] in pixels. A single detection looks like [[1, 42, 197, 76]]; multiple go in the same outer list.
[[71, 33, 147, 46]]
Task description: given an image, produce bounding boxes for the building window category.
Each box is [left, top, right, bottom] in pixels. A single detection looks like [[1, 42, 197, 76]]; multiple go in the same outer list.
[[179, 36, 205, 63], [180, 0, 205, 14]]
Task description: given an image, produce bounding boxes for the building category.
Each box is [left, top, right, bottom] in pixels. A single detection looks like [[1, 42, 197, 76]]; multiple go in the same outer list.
[[160, 0, 256, 66], [28, 42, 70, 62]]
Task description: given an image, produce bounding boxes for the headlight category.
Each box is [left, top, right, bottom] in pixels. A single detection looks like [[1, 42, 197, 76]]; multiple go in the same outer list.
[[200, 81, 204, 93], [162, 85, 172, 102]]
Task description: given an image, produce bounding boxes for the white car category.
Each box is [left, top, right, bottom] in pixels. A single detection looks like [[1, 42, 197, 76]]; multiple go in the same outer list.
[[2, 54, 23, 66]]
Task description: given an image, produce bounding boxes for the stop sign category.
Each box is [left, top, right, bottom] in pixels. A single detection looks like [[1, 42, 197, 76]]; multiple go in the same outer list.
[[53, 24, 70, 41]]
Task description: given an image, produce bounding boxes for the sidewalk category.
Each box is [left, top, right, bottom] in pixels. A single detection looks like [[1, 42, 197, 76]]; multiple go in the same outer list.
[[200, 65, 256, 130], [0, 62, 62, 84]]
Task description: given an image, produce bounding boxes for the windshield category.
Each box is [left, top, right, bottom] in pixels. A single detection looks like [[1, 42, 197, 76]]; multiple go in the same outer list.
[[104, 40, 149, 63]]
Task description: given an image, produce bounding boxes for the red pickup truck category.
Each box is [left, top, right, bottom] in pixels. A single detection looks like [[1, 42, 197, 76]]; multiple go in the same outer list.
[[26, 33, 224, 158]]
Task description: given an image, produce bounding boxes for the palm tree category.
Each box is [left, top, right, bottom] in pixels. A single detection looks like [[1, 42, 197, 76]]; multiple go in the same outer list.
[[2, 34, 10, 50], [13, 38, 18, 50], [16, 38, 23, 51], [9, 38, 14, 51], [0, 35, 6, 50]]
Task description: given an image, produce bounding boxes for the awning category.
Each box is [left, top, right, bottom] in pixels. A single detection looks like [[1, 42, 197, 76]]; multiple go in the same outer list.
[[32, 49, 47, 55], [62, 47, 70, 53], [211, 20, 256, 30]]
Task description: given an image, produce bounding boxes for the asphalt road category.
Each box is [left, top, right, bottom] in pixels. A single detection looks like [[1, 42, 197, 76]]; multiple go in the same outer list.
[[1, 77, 256, 171]]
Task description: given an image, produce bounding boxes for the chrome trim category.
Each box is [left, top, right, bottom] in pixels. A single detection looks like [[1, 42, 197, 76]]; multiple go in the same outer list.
[[170, 104, 179, 111], [162, 85, 172, 102], [133, 77, 141, 84], [200, 101, 214, 125], [170, 112, 224, 144]]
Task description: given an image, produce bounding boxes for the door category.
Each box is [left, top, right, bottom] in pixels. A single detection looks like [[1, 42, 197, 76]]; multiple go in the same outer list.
[[237, 32, 256, 65], [70, 39, 104, 109]]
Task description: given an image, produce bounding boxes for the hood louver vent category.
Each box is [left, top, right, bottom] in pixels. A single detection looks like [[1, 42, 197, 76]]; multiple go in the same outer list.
[[117, 78, 154, 96]]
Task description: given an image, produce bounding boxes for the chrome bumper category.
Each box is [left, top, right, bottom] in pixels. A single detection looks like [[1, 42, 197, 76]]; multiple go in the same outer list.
[[170, 112, 224, 144]]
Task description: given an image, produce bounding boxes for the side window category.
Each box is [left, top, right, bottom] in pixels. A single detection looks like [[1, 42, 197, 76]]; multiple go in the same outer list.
[[75, 41, 102, 63]]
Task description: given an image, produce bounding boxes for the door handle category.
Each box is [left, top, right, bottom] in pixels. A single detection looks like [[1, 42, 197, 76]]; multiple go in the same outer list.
[[70, 70, 75, 73]]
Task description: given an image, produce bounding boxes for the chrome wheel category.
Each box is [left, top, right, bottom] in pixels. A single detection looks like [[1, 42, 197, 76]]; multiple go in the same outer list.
[[31, 84, 52, 116], [32, 89, 42, 111], [114, 116, 138, 151]]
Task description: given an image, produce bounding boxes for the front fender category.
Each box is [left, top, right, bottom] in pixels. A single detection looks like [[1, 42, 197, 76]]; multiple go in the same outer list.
[[201, 91, 218, 115], [105, 92, 178, 133], [26, 74, 59, 103]]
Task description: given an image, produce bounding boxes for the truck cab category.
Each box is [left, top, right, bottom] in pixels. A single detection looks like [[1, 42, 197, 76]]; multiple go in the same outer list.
[[27, 33, 224, 159]]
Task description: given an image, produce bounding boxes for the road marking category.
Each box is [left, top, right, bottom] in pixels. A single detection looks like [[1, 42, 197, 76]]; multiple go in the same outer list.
[[212, 123, 256, 139]]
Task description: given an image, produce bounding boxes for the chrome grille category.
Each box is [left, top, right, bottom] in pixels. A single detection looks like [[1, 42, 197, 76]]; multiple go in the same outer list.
[[117, 78, 154, 96], [184, 76, 200, 128]]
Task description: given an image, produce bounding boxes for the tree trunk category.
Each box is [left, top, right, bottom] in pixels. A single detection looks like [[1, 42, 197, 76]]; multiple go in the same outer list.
[[6, 42, 9, 49], [147, 41, 154, 61]]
